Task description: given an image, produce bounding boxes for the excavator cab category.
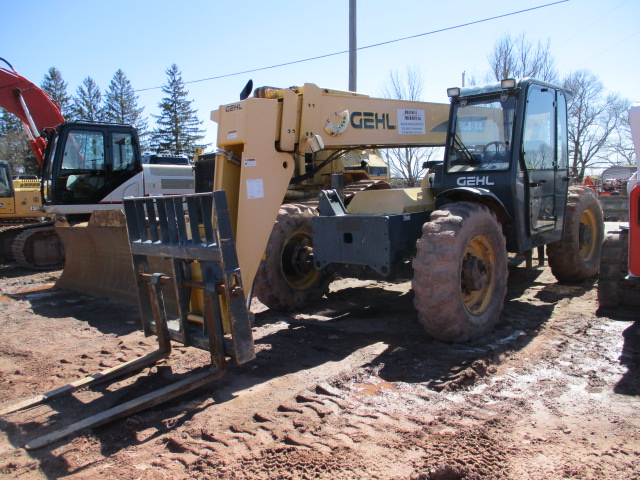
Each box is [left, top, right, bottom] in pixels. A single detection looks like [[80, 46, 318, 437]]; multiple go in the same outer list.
[[41, 122, 141, 216], [0, 160, 12, 200]]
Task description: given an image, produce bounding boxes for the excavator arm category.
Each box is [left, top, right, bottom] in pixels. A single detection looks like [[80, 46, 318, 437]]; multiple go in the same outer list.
[[0, 59, 65, 165]]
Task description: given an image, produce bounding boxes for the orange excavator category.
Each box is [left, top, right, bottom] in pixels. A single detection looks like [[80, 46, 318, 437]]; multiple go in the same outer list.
[[0, 57, 65, 268]]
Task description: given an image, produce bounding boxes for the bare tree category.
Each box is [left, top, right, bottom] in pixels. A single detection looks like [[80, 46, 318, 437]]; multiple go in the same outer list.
[[488, 33, 558, 82], [381, 66, 441, 187], [563, 70, 628, 179], [604, 103, 636, 166], [482, 34, 630, 179]]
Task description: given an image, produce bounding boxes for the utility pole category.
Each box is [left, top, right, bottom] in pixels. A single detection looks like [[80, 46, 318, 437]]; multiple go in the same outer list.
[[349, 0, 357, 92]]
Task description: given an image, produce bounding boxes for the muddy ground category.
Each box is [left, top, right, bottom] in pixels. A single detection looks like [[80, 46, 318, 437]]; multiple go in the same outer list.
[[0, 254, 639, 479]]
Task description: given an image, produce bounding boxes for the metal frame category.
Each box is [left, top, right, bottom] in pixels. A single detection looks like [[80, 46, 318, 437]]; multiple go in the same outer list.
[[0, 191, 254, 449]]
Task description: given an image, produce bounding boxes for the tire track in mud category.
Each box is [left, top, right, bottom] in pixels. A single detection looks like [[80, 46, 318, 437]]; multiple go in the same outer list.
[[1, 265, 639, 479], [118, 270, 624, 479]]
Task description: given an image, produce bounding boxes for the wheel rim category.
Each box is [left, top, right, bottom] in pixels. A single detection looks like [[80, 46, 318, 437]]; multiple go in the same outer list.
[[281, 232, 320, 290], [460, 235, 496, 315], [578, 209, 598, 262]]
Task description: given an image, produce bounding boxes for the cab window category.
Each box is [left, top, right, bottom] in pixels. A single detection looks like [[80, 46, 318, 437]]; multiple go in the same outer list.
[[62, 130, 105, 171], [0, 164, 12, 197], [522, 85, 556, 170], [112, 132, 137, 171]]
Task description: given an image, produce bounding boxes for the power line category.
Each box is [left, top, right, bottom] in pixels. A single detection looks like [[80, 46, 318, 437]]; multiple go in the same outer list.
[[136, 0, 569, 93], [570, 28, 640, 71], [554, 0, 628, 51]]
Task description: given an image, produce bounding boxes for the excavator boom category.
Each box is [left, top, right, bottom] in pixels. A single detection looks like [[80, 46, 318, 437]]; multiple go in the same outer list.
[[0, 61, 64, 165]]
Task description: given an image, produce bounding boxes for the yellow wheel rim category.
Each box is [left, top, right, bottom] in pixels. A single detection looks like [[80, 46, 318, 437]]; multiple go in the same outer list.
[[461, 235, 496, 315], [579, 209, 598, 262], [282, 232, 320, 291]]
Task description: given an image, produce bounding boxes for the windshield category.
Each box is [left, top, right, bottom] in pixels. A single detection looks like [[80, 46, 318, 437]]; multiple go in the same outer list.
[[0, 163, 12, 197], [446, 96, 515, 173]]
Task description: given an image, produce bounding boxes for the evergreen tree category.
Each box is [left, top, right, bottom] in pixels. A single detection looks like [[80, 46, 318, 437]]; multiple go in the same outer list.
[[104, 69, 148, 147], [0, 111, 38, 175], [151, 64, 206, 155], [73, 76, 104, 122], [0, 109, 22, 135], [41, 67, 73, 119]]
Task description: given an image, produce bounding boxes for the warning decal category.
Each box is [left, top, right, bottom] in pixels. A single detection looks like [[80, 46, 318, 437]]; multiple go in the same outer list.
[[397, 109, 426, 135]]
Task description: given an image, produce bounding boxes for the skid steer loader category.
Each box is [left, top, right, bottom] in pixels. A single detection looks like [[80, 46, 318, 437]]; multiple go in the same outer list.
[[598, 100, 640, 308], [1, 78, 604, 448]]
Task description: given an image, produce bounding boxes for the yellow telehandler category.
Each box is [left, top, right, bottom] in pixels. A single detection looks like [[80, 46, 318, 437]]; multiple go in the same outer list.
[[1, 79, 604, 449]]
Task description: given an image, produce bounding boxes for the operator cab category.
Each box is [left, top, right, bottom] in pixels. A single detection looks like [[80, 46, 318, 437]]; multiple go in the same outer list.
[[432, 78, 570, 253], [41, 122, 142, 209], [0, 160, 13, 199]]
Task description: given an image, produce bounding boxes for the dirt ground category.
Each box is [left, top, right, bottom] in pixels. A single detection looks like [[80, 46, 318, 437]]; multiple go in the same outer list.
[[0, 254, 639, 479]]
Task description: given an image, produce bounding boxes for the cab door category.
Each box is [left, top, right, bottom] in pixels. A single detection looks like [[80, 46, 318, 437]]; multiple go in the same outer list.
[[50, 125, 109, 205], [102, 128, 142, 202], [0, 161, 15, 214], [522, 84, 565, 235]]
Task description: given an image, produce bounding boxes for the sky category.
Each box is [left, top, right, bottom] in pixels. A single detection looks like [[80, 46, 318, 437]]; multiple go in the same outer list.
[[2, 0, 638, 149]]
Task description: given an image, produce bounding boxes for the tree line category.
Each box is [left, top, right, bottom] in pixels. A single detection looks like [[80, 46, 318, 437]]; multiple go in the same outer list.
[[384, 33, 635, 186], [0, 64, 206, 175], [2, 34, 636, 180]]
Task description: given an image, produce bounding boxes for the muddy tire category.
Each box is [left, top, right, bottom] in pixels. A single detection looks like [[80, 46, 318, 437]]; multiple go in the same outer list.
[[412, 202, 508, 342], [254, 204, 333, 311], [547, 186, 604, 283], [598, 229, 640, 309]]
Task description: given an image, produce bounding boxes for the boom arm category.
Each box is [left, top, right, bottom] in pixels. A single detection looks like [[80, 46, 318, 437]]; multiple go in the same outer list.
[[0, 62, 65, 166], [210, 83, 450, 291]]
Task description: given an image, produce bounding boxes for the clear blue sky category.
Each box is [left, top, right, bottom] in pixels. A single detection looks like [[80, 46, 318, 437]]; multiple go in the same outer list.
[[2, 0, 638, 148]]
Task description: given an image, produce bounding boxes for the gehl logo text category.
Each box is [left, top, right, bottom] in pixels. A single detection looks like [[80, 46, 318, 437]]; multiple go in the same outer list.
[[457, 176, 495, 187], [350, 112, 396, 130]]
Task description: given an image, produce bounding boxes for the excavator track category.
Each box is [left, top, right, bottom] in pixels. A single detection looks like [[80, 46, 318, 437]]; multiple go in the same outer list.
[[1, 221, 42, 261], [10, 222, 64, 270]]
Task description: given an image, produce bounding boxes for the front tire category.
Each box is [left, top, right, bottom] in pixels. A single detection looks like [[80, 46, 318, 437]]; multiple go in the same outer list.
[[254, 204, 333, 311], [547, 186, 604, 282], [412, 202, 508, 342]]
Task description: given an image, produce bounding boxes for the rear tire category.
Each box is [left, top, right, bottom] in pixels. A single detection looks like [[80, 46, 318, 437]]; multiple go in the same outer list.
[[412, 202, 508, 342], [254, 204, 333, 311], [547, 186, 604, 282], [598, 229, 640, 309]]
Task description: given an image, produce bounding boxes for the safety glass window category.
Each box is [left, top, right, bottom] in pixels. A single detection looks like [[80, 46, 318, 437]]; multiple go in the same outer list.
[[522, 85, 556, 170], [447, 97, 515, 173], [112, 132, 136, 171], [61, 130, 105, 172]]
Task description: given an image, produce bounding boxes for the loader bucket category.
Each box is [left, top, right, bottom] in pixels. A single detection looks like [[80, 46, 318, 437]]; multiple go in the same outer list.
[[55, 210, 175, 308]]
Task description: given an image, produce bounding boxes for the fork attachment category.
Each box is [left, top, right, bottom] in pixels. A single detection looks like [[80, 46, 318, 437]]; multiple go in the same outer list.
[[1, 191, 254, 450], [124, 191, 255, 366]]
